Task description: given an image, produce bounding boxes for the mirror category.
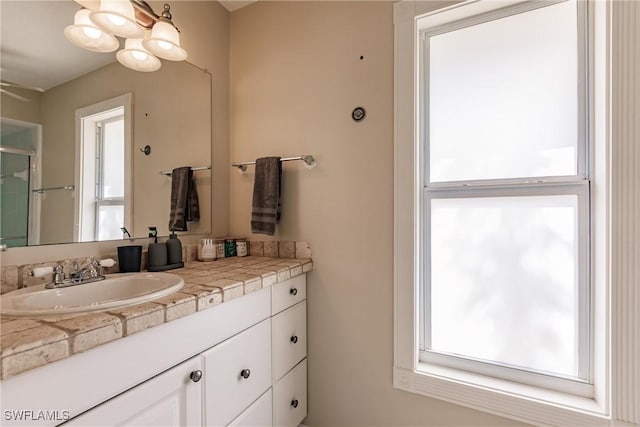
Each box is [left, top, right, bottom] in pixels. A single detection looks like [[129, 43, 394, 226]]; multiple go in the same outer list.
[[0, 0, 212, 247]]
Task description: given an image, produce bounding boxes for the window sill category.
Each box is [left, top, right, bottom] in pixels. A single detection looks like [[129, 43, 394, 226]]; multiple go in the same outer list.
[[393, 364, 609, 426]]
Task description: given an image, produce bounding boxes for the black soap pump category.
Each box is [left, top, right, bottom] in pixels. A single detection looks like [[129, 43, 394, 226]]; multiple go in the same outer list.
[[147, 227, 168, 269], [167, 230, 183, 265]]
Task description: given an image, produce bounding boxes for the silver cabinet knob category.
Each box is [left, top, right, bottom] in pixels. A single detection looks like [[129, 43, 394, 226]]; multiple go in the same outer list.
[[290, 287, 298, 296], [291, 335, 298, 344], [240, 368, 251, 379], [190, 370, 202, 383], [291, 399, 299, 408]]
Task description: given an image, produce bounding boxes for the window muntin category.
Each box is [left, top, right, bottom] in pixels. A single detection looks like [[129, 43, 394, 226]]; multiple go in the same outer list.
[[420, 0, 591, 393]]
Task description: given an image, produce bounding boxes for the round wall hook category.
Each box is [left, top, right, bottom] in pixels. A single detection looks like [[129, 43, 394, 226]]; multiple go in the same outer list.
[[352, 107, 366, 122]]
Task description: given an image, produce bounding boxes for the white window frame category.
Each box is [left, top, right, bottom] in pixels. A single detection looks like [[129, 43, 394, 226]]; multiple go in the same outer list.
[[419, 0, 592, 397], [393, 0, 640, 425], [74, 93, 132, 243]]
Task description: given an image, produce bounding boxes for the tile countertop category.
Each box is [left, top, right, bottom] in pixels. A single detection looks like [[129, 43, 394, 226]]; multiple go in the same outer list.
[[0, 256, 312, 381]]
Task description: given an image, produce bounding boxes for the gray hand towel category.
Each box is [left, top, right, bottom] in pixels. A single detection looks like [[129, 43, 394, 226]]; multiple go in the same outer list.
[[251, 157, 282, 236], [169, 167, 200, 231]]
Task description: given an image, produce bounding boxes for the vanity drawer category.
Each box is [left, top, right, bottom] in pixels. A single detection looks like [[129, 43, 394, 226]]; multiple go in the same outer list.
[[203, 319, 272, 426], [228, 389, 272, 427], [273, 359, 307, 427], [272, 275, 306, 315], [272, 301, 307, 382]]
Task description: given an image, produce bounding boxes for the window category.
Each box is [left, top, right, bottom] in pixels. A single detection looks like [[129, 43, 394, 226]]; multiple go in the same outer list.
[[391, 0, 640, 425], [421, 0, 590, 395], [94, 115, 125, 241], [74, 93, 132, 243]]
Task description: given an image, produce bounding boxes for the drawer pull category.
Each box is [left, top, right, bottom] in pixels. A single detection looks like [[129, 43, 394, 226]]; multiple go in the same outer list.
[[240, 368, 251, 379], [290, 335, 299, 344], [290, 287, 298, 296], [291, 399, 299, 408], [190, 370, 203, 383]]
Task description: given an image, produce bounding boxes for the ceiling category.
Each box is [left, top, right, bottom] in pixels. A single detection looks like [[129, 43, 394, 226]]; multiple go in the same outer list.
[[0, 0, 257, 93], [0, 1, 117, 92], [219, 1, 257, 12]]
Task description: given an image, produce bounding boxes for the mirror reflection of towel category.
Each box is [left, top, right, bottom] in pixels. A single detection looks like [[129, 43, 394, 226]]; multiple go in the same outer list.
[[169, 167, 200, 231], [251, 157, 281, 236]]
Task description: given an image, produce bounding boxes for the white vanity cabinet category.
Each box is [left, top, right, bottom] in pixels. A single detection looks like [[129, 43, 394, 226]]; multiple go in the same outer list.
[[2, 275, 307, 427]]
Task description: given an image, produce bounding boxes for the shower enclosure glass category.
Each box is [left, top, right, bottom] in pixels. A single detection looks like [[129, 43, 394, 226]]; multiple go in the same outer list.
[[0, 117, 40, 248], [0, 150, 30, 247]]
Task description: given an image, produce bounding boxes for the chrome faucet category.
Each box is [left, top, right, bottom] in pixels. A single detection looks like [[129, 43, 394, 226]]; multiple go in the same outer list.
[[45, 258, 106, 289]]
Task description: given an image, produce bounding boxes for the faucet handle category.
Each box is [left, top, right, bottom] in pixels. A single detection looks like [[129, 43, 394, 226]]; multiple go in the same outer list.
[[53, 265, 65, 284]]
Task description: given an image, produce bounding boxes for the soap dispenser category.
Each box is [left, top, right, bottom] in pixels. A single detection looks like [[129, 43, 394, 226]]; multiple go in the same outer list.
[[166, 230, 183, 266], [147, 227, 168, 269]]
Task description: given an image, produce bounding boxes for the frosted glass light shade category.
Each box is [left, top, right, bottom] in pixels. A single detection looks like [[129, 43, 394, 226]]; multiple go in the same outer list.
[[116, 38, 161, 72], [64, 9, 119, 53], [142, 21, 187, 61], [90, 0, 144, 39]]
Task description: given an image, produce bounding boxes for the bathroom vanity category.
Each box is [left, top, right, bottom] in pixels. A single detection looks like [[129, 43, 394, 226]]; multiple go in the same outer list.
[[1, 257, 310, 427]]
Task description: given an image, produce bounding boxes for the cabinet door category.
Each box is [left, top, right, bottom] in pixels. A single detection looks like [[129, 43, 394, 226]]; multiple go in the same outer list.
[[273, 359, 307, 427], [228, 389, 272, 427], [272, 301, 307, 382], [202, 319, 272, 426], [65, 356, 202, 426]]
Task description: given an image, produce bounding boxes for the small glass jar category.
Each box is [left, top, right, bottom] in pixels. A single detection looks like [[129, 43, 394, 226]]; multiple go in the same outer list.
[[236, 239, 248, 257], [215, 239, 226, 259], [224, 239, 237, 257]]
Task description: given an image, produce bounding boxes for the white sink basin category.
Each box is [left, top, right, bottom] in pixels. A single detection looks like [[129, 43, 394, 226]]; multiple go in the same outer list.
[[1, 272, 184, 317]]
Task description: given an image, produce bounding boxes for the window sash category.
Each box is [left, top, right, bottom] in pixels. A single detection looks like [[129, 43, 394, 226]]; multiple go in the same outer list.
[[95, 115, 125, 200], [420, 0, 589, 187], [94, 199, 124, 241], [421, 182, 591, 391]]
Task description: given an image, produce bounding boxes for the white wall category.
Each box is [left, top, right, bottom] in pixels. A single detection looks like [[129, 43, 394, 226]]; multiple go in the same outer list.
[[229, 2, 529, 425]]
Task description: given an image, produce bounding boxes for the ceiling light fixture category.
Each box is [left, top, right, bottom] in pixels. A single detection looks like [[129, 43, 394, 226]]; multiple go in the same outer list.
[[116, 38, 161, 72], [89, 0, 144, 38], [64, 8, 119, 53], [142, 4, 187, 61], [64, 0, 187, 72]]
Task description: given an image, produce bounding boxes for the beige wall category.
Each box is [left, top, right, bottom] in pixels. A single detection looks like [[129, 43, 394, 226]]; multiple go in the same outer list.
[[40, 60, 211, 243], [170, 0, 231, 237], [229, 2, 526, 425], [1, 87, 43, 124]]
